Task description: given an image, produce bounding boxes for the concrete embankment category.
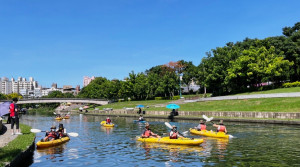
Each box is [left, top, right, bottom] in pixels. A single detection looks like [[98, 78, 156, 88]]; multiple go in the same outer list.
[[82, 109, 300, 125]]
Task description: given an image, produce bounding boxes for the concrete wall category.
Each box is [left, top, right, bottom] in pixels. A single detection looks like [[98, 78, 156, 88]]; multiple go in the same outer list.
[[90, 109, 300, 119], [16, 99, 109, 105]]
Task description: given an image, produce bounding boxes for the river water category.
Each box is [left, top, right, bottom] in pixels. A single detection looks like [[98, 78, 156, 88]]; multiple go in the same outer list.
[[21, 114, 300, 167]]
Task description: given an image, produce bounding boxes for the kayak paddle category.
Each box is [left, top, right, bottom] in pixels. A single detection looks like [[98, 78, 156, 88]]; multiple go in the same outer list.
[[203, 115, 215, 124], [30, 129, 79, 137], [164, 122, 188, 137]]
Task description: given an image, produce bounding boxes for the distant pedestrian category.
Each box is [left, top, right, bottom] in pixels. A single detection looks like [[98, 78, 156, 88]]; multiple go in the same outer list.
[[9, 98, 22, 135], [138, 107, 142, 114]]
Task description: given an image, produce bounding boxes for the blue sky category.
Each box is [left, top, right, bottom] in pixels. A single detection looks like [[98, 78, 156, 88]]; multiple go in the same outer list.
[[0, 0, 299, 88]]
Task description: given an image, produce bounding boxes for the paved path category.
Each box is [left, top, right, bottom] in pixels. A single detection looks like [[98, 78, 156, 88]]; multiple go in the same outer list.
[[184, 92, 300, 103], [0, 122, 19, 148]]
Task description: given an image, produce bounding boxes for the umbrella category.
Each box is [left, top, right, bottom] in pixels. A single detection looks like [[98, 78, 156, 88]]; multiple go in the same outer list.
[[166, 103, 180, 109], [0, 102, 11, 116], [136, 105, 144, 108]]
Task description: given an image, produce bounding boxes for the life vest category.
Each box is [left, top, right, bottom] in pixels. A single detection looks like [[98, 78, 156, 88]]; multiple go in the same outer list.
[[218, 125, 226, 132], [48, 131, 56, 138], [169, 131, 178, 139], [200, 124, 206, 131], [106, 119, 111, 124], [9, 103, 16, 117], [143, 130, 151, 137]]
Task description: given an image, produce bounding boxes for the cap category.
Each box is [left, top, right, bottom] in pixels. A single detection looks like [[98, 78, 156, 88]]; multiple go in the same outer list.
[[172, 125, 177, 128], [50, 126, 56, 129], [12, 98, 18, 102], [145, 123, 150, 127]]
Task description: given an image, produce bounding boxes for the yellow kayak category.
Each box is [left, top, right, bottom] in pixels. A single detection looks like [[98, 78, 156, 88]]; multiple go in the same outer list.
[[63, 116, 70, 119], [100, 121, 114, 127], [136, 137, 203, 145], [36, 136, 70, 148], [55, 117, 63, 120], [190, 128, 229, 139]]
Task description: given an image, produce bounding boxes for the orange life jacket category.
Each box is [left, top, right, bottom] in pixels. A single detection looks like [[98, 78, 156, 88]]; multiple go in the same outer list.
[[200, 124, 206, 131], [144, 130, 151, 137], [218, 125, 226, 132]]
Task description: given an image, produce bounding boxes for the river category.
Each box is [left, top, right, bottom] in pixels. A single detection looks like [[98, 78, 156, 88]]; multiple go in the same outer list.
[[21, 114, 300, 166]]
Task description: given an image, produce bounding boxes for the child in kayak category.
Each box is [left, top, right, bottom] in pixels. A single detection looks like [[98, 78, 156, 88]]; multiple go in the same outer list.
[[213, 120, 227, 133], [194, 120, 206, 131], [106, 117, 112, 124], [169, 125, 184, 139], [141, 123, 161, 138], [56, 123, 66, 138], [43, 126, 57, 141]]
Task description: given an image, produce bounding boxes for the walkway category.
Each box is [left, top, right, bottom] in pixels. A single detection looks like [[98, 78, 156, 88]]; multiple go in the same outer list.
[[0, 122, 18, 148], [184, 92, 300, 103]]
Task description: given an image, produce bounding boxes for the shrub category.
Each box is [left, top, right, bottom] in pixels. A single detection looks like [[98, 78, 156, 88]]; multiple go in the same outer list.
[[282, 81, 300, 88], [155, 97, 163, 100], [172, 96, 180, 100]]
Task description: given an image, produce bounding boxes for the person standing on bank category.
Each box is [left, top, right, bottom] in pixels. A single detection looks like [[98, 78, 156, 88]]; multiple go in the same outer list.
[[9, 98, 22, 135]]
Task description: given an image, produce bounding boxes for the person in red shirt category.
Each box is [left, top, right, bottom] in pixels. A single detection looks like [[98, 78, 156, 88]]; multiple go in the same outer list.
[[9, 98, 22, 135], [106, 117, 112, 124]]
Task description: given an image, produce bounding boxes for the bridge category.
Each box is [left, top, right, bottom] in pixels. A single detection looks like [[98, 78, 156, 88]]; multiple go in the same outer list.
[[1, 98, 110, 105]]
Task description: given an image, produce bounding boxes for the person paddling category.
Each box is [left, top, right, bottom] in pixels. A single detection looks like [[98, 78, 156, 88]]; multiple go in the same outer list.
[[106, 117, 112, 124], [195, 120, 206, 131], [169, 125, 183, 139], [43, 126, 57, 141], [141, 123, 160, 138], [213, 120, 227, 133], [138, 115, 144, 121]]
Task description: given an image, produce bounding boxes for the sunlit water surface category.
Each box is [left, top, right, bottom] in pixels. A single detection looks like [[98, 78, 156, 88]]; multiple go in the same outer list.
[[21, 114, 300, 167]]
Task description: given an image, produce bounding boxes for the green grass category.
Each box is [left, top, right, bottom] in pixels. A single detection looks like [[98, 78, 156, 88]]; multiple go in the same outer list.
[[0, 124, 35, 167], [92, 97, 300, 112], [234, 87, 300, 95], [149, 97, 300, 112]]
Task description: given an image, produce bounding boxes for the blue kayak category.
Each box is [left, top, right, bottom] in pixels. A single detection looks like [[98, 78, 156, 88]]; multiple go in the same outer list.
[[133, 120, 147, 123]]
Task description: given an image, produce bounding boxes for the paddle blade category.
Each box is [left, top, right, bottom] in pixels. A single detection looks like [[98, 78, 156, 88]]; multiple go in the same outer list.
[[30, 129, 42, 133], [68, 132, 79, 137], [229, 135, 234, 139], [164, 122, 173, 129], [53, 112, 57, 115], [181, 131, 189, 136], [203, 115, 213, 122]]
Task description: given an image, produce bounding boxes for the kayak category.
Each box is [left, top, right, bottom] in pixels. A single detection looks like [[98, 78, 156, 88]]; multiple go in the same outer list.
[[136, 137, 203, 145], [55, 117, 63, 120], [100, 121, 114, 127], [63, 116, 70, 119], [133, 120, 146, 123], [36, 136, 70, 148], [190, 128, 230, 139]]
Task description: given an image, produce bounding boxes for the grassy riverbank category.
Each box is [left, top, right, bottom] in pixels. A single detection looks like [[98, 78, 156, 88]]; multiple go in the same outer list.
[[95, 97, 300, 112], [0, 124, 35, 167]]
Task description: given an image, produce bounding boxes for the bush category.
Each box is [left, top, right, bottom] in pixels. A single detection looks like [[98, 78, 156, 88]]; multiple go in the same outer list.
[[155, 97, 163, 100], [282, 81, 300, 88], [172, 96, 180, 100]]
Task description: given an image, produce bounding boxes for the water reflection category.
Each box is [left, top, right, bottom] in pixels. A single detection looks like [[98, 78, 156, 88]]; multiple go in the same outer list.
[[36, 145, 66, 161]]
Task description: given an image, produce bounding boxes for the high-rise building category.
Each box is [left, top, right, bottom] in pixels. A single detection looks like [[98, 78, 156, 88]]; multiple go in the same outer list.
[[0, 76, 39, 98], [51, 83, 57, 89], [83, 76, 95, 87]]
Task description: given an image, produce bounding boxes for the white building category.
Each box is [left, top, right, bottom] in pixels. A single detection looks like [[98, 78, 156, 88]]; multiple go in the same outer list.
[[0, 76, 40, 98], [1, 77, 12, 94], [42, 87, 63, 97]]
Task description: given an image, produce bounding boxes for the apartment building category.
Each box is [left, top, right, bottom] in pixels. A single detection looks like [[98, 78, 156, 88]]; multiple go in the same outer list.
[[83, 76, 95, 87]]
